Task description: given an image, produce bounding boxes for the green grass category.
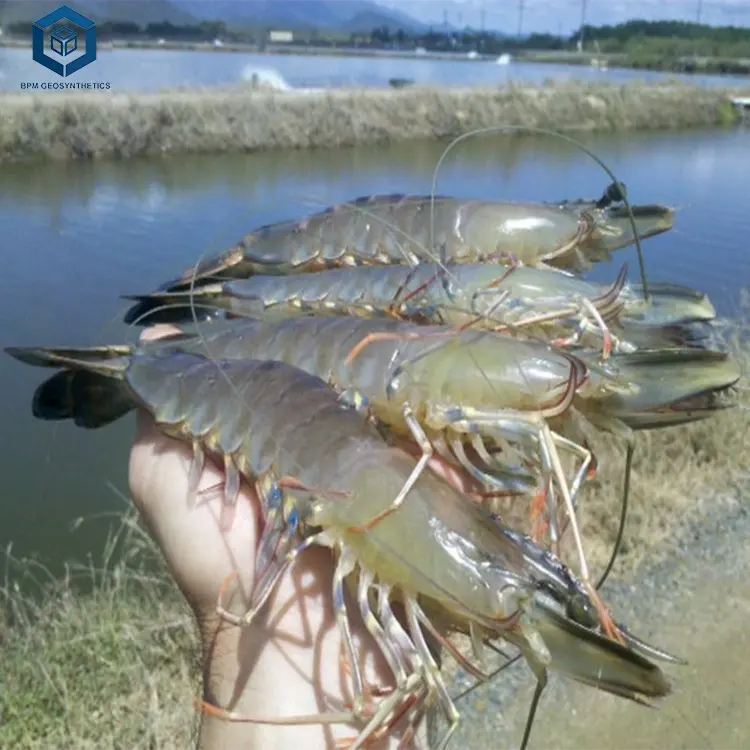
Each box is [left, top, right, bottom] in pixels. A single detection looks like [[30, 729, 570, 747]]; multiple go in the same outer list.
[[0, 81, 743, 164], [717, 99, 742, 126], [1, 517, 199, 750], [1, 323, 747, 749]]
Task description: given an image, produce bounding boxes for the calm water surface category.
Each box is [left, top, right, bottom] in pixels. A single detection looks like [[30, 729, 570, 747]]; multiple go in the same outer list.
[[1, 46, 748, 91], [2, 128, 749, 572]]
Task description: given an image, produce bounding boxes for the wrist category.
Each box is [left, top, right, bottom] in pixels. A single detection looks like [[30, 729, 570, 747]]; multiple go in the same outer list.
[[193, 549, 373, 750], [197, 615, 267, 750]]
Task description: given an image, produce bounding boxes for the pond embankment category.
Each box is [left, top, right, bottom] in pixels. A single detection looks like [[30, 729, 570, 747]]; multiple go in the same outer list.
[[0, 81, 742, 163]]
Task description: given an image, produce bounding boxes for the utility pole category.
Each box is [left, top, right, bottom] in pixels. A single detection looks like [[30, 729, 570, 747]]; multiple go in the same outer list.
[[518, 0, 525, 38], [480, 1, 486, 33], [696, 0, 703, 25], [579, 0, 588, 51]]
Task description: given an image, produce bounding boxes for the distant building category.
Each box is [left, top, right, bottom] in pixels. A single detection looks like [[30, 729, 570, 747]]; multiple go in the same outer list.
[[269, 30, 293, 44]]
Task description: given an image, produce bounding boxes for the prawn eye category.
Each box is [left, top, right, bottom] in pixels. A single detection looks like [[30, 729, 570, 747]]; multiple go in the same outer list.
[[566, 593, 598, 628]]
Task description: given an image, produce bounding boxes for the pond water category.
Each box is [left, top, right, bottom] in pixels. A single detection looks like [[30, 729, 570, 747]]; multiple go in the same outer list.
[[1, 45, 748, 92], [1, 127, 749, 572]]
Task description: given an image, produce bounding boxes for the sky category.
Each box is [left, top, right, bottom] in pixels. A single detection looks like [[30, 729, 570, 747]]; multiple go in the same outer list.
[[378, 0, 750, 35]]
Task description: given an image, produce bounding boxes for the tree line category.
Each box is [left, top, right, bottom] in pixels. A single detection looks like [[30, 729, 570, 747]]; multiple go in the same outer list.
[[5, 17, 749, 71], [573, 20, 750, 67]]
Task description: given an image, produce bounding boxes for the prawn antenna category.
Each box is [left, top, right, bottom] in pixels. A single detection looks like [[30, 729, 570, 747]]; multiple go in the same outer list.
[[429, 125, 650, 302]]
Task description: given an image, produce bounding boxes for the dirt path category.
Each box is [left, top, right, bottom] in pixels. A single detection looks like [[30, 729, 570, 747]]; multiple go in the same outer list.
[[453, 500, 750, 750]]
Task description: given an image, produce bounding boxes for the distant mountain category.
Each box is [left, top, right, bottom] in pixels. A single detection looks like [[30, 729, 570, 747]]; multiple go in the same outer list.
[[341, 9, 426, 33], [173, 1, 429, 32], [0, 0, 197, 27], [0, 0, 427, 33]]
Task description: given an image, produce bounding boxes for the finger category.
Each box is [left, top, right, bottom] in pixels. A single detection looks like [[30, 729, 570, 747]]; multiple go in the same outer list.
[[427, 454, 480, 494], [129, 409, 343, 646], [138, 323, 184, 343], [129, 408, 260, 616]]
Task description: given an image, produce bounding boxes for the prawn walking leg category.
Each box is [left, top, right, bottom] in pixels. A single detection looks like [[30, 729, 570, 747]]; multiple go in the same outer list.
[[430, 404, 619, 641], [551, 296, 614, 359], [342, 579, 428, 748], [346, 405, 433, 534], [215, 540, 376, 730], [215, 528, 332, 628]]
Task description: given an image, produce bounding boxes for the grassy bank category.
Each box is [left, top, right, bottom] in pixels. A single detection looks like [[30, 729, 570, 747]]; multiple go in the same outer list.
[[2, 327, 748, 749], [0, 82, 742, 164], [1, 518, 200, 750], [519, 49, 750, 76]]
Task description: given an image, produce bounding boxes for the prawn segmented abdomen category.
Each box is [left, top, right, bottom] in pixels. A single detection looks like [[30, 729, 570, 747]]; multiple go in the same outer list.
[[133, 356, 385, 500], [126, 352, 212, 427]]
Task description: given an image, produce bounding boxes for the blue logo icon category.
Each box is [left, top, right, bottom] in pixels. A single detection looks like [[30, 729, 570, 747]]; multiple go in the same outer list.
[[51, 27, 78, 57], [33, 6, 96, 77]]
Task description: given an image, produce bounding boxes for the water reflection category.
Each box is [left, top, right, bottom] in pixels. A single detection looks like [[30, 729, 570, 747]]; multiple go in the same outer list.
[[0, 128, 736, 215]]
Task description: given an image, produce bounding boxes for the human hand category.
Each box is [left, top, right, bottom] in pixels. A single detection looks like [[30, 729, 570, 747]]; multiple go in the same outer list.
[[127, 325, 414, 749]]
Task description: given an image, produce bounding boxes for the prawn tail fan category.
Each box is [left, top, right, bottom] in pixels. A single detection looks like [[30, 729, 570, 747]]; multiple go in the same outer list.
[[5, 346, 134, 429]]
